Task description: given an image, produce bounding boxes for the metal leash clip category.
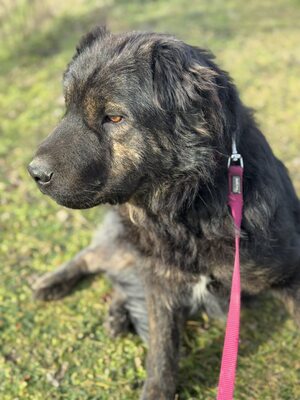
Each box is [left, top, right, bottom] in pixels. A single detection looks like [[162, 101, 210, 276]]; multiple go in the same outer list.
[[227, 138, 244, 168], [227, 153, 244, 168], [227, 138, 244, 195]]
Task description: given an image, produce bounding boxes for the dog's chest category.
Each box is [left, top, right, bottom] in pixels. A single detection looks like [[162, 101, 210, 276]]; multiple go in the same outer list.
[[188, 275, 226, 318], [189, 275, 211, 313]]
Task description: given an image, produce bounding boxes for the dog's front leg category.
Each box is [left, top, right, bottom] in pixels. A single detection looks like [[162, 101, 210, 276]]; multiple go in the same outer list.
[[31, 210, 130, 300], [31, 245, 108, 300], [141, 278, 183, 400]]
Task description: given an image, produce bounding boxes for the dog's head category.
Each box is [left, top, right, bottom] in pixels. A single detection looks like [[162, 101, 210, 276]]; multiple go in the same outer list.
[[28, 27, 238, 209]]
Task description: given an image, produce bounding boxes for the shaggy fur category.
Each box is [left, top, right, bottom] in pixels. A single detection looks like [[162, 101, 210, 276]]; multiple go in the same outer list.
[[28, 27, 300, 399]]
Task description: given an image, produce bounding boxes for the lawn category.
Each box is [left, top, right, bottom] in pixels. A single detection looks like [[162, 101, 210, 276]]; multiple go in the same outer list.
[[0, 0, 300, 399]]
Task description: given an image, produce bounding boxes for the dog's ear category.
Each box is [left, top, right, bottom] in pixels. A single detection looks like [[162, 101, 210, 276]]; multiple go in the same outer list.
[[152, 39, 227, 135], [76, 26, 110, 55], [152, 40, 218, 110]]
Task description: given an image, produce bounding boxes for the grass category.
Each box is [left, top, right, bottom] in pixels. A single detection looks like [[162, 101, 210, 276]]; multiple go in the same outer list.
[[1, 0, 300, 398]]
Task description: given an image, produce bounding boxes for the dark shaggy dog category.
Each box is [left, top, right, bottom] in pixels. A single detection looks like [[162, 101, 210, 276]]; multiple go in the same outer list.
[[28, 27, 300, 399]]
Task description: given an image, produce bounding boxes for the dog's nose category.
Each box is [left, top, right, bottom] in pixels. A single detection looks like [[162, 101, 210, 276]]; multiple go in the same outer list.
[[28, 159, 53, 184]]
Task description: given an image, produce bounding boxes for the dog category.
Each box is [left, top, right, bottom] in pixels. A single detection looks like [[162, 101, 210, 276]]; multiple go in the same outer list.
[[28, 26, 300, 399]]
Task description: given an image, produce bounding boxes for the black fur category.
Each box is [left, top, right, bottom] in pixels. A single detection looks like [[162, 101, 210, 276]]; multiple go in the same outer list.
[[28, 28, 300, 400]]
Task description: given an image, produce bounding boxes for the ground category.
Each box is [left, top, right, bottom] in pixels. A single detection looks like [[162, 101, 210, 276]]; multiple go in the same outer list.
[[0, 0, 300, 399]]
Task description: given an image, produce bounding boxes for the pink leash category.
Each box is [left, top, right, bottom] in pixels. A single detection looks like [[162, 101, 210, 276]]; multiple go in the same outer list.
[[217, 146, 244, 400]]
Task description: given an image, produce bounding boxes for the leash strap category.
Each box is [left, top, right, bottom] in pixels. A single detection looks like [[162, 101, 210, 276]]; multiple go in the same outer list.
[[216, 150, 244, 400]]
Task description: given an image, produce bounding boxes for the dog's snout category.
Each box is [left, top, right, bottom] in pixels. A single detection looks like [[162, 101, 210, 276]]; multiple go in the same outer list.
[[28, 159, 53, 184]]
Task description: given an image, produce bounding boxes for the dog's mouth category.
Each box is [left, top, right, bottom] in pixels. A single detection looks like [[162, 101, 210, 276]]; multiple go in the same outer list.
[[28, 169, 102, 210], [33, 179, 131, 209], [53, 192, 128, 209], [28, 152, 147, 209], [55, 194, 101, 209], [45, 188, 103, 209]]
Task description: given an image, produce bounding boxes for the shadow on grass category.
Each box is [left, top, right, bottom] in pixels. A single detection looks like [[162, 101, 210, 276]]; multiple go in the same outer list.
[[1, 4, 109, 74], [178, 294, 289, 397]]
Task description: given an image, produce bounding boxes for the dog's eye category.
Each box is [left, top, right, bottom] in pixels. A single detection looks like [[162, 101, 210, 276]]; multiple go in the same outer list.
[[104, 115, 123, 124]]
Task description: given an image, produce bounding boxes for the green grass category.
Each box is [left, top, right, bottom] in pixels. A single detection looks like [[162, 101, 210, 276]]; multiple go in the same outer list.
[[1, 0, 300, 398]]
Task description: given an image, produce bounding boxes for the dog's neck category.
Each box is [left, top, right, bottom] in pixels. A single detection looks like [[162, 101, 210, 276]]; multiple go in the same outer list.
[[119, 168, 235, 277], [125, 167, 230, 235]]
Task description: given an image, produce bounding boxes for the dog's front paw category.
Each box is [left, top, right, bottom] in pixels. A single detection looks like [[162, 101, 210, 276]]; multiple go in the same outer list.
[[30, 266, 78, 301], [140, 379, 176, 400]]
